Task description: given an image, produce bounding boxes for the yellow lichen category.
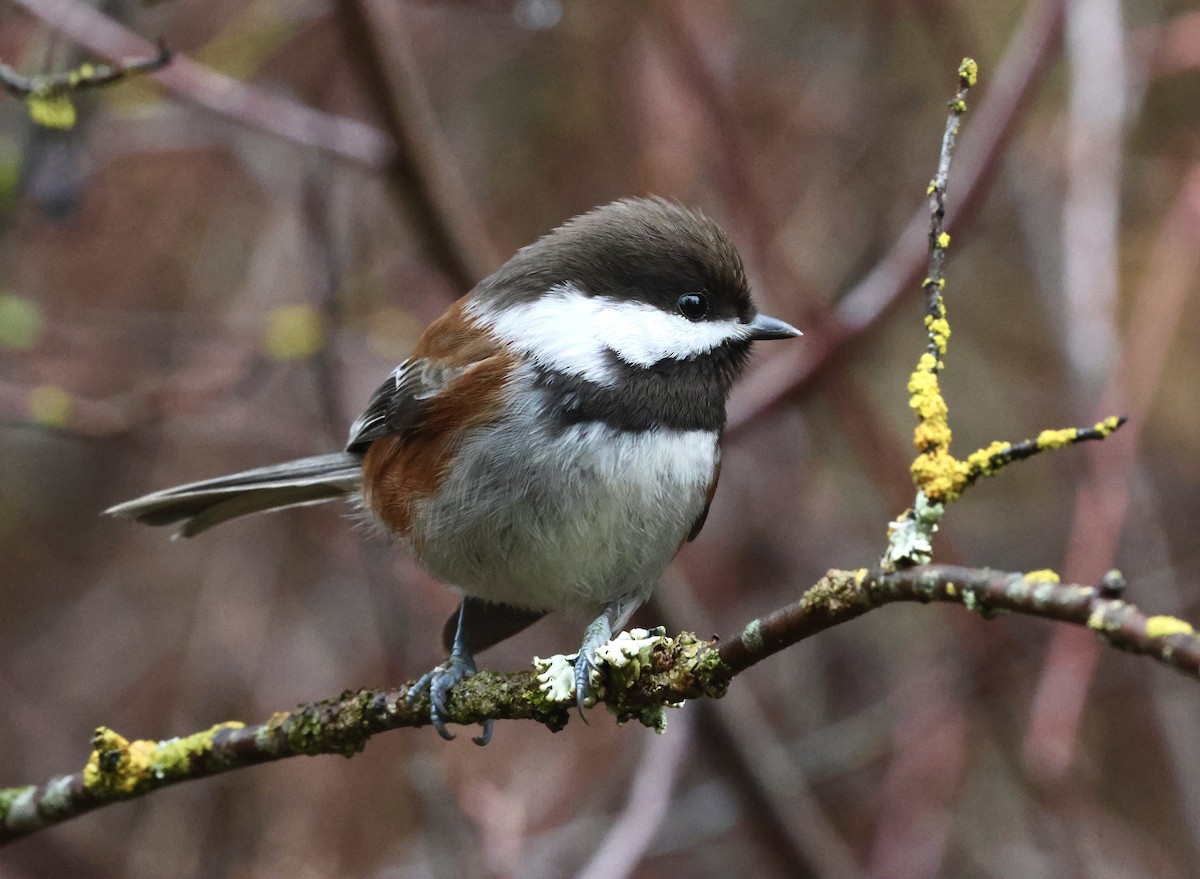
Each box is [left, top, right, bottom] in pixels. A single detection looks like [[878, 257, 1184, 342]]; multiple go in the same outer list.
[[26, 93, 76, 129], [83, 722, 245, 796], [263, 305, 324, 360], [937, 232, 951, 249], [908, 355, 948, 420], [83, 728, 152, 795], [1094, 415, 1121, 436], [924, 315, 951, 355], [911, 449, 967, 502], [963, 440, 1011, 477], [959, 58, 978, 87], [1024, 569, 1060, 584], [913, 421, 951, 452], [29, 383, 72, 427], [1145, 616, 1194, 638], [1036, 428, 1079, 450]]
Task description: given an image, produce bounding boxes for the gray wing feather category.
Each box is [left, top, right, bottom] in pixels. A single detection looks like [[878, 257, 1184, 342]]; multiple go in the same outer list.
[[345, 360, 461, 451]]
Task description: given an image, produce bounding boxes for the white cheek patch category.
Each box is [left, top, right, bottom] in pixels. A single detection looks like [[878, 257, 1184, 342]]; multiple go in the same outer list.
[[470, 282, 749, 384]]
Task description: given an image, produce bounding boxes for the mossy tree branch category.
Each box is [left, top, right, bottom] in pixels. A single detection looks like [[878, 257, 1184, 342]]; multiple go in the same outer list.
[[5, 565, 1200, 845]]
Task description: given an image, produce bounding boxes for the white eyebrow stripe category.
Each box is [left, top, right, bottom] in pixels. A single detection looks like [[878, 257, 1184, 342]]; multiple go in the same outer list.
[[469, 282, 750, 384]]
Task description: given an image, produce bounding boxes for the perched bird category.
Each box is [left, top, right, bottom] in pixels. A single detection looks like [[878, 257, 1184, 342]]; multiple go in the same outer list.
[[106, 197, 801, 743]]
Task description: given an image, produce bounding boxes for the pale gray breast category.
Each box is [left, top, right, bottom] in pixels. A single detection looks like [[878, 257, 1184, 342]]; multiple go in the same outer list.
[[405, 371, 719, 616]]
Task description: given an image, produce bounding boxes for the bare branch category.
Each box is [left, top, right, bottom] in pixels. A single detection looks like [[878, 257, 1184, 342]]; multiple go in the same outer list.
[[0, 38, 170, 100], [11, 0, 393, 166]]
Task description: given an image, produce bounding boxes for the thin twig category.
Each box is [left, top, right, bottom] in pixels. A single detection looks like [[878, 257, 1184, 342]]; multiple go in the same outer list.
[[11, 0, 394, 167], [922, 58, 975, 367], [0, 38, 170, 99]]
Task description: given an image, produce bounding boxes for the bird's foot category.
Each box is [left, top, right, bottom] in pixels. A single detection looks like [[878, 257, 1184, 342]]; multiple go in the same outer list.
[[407, 652, 493, 745], [573, 615, 613, 717]]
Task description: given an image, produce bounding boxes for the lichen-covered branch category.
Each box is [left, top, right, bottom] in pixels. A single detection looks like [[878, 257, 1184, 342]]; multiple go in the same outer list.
[[5, 565, 1197, 845], [884, 59, 1123, 569], [716, 566, 1200, 679], [0, 669, 573, 845], [1, 39, 171, 129]]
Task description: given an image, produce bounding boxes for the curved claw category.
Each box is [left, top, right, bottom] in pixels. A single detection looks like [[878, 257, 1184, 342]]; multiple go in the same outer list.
[[574, 646, 598, 719], [573, 611, 615, 718], [472, 720, 494, 747], [406, 653, 479, 742]]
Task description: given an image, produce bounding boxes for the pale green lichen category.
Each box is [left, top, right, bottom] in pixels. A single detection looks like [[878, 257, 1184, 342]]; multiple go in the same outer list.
[[883, 493, 943, 568], [533, 653, 577, 703], [597, 628, 670, 671], [1087, 602, 1127, 636], [638, 705, 670, 734], [0, 785, 34, 817], [534, 628, 674, 704], [599, 628, 672, 692], [962, 588, 979, 614], [690, 636, 729, 677], [741, 618, 763, 653]]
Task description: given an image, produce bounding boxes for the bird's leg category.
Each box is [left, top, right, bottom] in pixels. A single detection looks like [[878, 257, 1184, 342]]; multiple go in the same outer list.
[[407, 601, 493, 745], [574, 609, 616, 715]]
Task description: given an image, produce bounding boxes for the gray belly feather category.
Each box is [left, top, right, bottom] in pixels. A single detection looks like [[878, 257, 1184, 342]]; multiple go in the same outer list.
[[402, 395, 718, 619]]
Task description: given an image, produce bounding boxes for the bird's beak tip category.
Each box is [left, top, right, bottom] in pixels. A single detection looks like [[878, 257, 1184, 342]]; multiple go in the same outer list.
[[748, 313, 803, 341]]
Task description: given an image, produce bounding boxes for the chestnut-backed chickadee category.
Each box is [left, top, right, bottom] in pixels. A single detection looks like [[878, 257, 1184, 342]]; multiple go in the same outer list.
[[107, 197, 801, 743]]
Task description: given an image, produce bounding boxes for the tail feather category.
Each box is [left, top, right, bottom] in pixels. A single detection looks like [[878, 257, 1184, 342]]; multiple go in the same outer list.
[[105, 452, 362, 538]]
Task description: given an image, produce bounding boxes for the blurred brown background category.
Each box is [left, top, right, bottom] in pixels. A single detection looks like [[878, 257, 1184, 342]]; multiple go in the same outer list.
[[2, 0, 1200, 876]]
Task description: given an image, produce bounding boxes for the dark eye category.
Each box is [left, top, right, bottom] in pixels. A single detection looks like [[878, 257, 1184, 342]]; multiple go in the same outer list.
[[677, 293, 708, 321]]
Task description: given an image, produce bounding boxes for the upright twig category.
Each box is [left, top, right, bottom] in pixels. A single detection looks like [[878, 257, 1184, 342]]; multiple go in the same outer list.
[[882, 59, 1124, 571]]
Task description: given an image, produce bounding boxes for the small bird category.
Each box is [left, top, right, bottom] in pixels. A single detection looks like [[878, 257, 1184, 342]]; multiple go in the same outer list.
[[106, 197, 801, 743]]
